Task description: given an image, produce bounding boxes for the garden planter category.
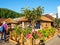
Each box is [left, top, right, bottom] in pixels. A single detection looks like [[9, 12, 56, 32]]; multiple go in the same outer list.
[[10, 31, 12, 40], [12, 30, 17, 41], [34, 38, 40, 45], [20, 33, 24, 45], [45, 37, 48, 40], [12, 37, 15, 40], [24, 39, 27, 45], [30, 36, 33, 45], [27, 39, 30, 45], [52, 33, 55, 36], [24, 38, 32, 45], [47, 36, 50, 39], [14, 33, 17, 41], [51, 35, 53, 37]]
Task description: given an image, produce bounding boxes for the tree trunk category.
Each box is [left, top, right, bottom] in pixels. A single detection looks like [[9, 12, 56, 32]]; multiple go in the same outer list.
[[30, 20, 35, 45], [31, 20, 35, 31]]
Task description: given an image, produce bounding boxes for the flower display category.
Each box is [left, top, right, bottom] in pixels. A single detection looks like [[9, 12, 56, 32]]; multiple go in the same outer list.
[[26, 34, 32, 39]]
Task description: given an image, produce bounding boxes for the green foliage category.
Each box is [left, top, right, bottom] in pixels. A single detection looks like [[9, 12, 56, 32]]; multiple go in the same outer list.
[[24, 27, 32, 36], [13, 25, 32, 36], [38, 27, 54, 37], [22, 6, 44, 29], [24, 38, 27, 42], [0, 8, 24, 18], [38, 30, 49, 37], [49, 27, 54, 35], [15, 25, 23, 35], [22, 6, 44, 21], [41, 37, 46, 41], [43, 30, 49, 37], [33, 33, 39, 39]]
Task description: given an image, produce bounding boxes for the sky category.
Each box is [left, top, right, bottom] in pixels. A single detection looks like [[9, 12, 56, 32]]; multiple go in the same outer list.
[[0, 0, 60, 14]]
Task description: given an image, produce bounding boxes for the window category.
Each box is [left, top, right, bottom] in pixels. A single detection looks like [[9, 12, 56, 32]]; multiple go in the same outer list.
[[35, 21, 40, 29]]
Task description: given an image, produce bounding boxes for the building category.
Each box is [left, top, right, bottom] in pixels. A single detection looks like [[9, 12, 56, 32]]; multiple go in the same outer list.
[[0, 18, 17, 30], [44, 14, 55, 27], [17, 16, 53, 30]]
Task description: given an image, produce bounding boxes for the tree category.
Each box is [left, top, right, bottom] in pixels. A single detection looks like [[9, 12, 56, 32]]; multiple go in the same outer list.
[[22, 6, 44, 45], [0, 8, 24, 18], [22, 6, 44, 30]]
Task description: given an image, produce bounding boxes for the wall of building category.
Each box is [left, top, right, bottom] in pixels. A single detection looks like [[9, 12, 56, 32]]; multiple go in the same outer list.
[[18, 21, 52, 30], [40, 21, 51, 29]]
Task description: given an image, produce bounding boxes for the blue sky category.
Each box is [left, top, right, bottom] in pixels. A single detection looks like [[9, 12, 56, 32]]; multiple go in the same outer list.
[[0, 0, 60, 14]]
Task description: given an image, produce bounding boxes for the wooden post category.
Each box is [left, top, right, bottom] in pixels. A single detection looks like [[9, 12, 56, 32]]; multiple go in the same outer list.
[[10, 31, 12, 39], [20, 21, 24, 45], [22, 22, 25, 28], [20, 33, 24, 45], [30, 34, 33, 45], [15, 31, 17, 42]]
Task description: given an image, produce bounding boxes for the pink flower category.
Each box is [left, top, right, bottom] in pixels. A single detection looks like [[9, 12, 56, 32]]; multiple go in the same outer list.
[[26, 34, 31, 39]]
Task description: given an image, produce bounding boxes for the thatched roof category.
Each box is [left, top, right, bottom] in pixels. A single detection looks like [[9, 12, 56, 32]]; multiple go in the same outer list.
[[5, 18, 17, 23], [40, 16, 52, 22], [18, 16, 52, 22], [0, 18, 7, 23], [44, 14, 55, 20], [18, 16, 28, 21]]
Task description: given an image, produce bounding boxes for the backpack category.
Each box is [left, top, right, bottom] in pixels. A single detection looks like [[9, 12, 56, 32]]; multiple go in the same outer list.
[[0, 26, 3, 32], [3, 24, 8, 30]]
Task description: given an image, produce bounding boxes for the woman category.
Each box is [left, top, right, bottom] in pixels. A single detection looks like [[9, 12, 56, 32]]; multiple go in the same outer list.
[[2, 21, 8, 42]]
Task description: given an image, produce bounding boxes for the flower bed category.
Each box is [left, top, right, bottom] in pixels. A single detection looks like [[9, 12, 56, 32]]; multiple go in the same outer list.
[[9, 27, 57, 45]]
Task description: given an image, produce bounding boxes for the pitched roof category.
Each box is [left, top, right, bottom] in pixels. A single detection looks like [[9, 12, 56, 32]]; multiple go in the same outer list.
[[18, 16, 28, 21], [0, 18, 7, 23], [18, 16, 52, 22], [44, 14, 55, 20], [5, 18, 17, 23], [40, 16, 52, 22]]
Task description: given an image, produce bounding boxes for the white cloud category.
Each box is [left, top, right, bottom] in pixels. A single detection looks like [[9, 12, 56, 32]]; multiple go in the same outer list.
[[49, 13, 56, 18]]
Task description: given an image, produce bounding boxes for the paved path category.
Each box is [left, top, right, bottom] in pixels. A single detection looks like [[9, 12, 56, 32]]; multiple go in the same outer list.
[[1, 35, 60, 45], [0, 41, 16, 45], [46, 35, 60, 45]]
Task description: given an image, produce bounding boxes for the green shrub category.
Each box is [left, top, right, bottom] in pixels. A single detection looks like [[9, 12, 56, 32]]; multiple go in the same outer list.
[[32, 33, 39, 39], [15, 25, 23, 35], [44, 30, 49, 37], [41, 37, 46, 41], [24, 27, 32, 36], [38, 27, 54, 37], [49, 27, 54, 36]]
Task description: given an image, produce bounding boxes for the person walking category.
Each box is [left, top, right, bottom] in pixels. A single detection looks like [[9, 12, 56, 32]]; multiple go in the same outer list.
[[2, 21, 8, 42]]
